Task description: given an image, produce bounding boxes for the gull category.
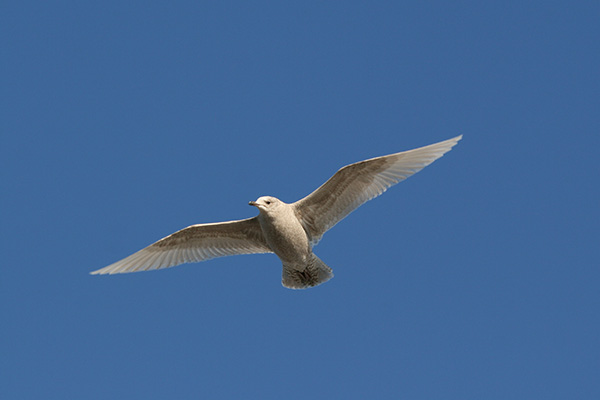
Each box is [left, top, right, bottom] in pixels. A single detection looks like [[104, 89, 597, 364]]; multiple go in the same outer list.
[[91, 136, 462, 289]]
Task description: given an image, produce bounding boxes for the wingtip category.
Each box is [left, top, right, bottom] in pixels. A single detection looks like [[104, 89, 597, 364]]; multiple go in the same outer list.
[[429, 135, 462, 154], [441, 134, 463, 150], [90, 267, 110, 275], [447, 134, 463, 144]]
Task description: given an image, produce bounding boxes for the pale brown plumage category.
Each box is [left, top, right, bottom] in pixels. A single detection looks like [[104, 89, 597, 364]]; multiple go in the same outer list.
[[91, 135, 462, 289]]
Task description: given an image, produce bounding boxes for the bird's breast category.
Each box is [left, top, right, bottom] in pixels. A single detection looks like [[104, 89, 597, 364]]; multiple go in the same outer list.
[[258, 212, 310, 263]]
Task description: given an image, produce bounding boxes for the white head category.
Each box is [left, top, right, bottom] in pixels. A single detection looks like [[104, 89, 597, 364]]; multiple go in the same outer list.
[[248, 196, 284, 213]]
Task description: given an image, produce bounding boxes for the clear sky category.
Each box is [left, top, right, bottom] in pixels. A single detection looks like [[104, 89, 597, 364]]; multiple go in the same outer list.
[[1, 1, 598, 399]]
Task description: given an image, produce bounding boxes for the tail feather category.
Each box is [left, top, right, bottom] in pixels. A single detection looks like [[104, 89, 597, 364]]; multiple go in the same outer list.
[[282, 254, 333, 289]]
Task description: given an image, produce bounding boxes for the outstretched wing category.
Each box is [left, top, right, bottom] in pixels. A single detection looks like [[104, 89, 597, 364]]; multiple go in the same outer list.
[[293, 135, 462, 243], [91, 217, 271, 275]]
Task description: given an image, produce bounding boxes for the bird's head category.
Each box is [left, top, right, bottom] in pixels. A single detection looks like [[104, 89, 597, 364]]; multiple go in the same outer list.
[[249, 196, 282, 213]]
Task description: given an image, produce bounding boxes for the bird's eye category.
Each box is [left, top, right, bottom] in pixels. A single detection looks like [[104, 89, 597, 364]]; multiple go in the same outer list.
[[265, 201, 271, 205]]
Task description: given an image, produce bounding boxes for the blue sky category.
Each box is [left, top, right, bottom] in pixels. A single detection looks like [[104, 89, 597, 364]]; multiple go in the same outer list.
[[1, 1, 598, 399]]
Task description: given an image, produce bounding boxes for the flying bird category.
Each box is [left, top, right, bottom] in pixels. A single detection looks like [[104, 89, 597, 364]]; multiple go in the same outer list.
[[91, 136, 462, 289]]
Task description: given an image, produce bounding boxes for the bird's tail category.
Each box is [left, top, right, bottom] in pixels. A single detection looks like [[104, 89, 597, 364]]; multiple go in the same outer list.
[[282, 254, 334, 290]]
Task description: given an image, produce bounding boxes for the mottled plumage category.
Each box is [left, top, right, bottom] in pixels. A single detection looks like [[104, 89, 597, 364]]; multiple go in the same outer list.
[[91, 136, 462, 289]]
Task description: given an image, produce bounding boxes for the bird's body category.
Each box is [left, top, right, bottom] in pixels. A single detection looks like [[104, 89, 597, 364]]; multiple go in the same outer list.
[[255, 198, 309, 264], [91, 135, 462, 289], [251, 197, 333, 288]]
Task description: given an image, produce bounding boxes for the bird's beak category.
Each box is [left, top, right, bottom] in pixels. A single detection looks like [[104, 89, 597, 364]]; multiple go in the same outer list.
[[248, 201, 258, 207]]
